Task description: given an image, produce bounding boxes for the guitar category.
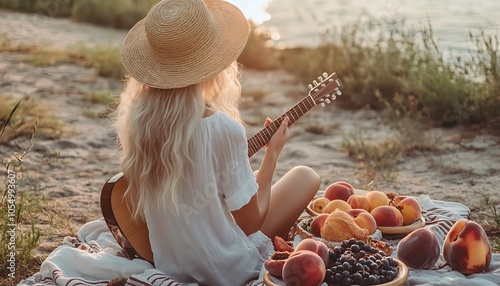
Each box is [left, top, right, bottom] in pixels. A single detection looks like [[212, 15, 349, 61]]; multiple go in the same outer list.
[[100, 72, 344, 264]]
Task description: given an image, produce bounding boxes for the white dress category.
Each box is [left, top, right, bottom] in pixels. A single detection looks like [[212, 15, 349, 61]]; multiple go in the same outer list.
[[144, 111, 274, 285]]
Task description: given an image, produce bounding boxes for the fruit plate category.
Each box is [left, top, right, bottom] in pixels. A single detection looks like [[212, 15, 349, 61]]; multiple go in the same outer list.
[[263, 260, 409, 286], [377, 216, 426, 235], [295, 218, 385, 250]]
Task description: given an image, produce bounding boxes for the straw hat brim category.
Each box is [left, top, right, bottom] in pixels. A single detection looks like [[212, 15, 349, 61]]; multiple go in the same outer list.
[[121, 0, 250, 89]]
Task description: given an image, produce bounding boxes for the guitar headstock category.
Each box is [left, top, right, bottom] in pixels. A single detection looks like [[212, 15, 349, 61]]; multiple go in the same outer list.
[[308, 72, 344, 107]]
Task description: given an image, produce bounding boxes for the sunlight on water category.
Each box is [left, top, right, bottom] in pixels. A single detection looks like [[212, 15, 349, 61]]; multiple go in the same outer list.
[[227, 0, 272, 25], [230, 0, 499, 60]]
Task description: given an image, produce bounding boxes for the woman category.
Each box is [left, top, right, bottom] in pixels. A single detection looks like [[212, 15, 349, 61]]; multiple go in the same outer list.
[[115, 0, 320, 284]]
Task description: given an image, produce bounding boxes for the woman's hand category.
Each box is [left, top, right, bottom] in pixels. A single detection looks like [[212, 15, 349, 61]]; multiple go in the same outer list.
[[265, 116, 289, 159]]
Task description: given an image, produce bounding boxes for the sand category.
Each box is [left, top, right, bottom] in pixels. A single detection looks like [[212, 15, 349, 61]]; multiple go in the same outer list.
[[0, 9, 499, 280]]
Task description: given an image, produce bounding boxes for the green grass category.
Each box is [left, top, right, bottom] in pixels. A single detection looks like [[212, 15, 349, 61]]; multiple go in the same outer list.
[[0, 0, 158, 29], [242, 20, 500, 127], [0, 39, 125, 79], [0, 97, 63, 143], [0, 101, 75, 285]]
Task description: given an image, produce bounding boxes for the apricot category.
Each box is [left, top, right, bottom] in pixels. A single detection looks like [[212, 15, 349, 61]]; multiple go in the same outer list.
[[324, 181, 354, 202], [311, 197, 330, 214], [371, 205, 403, 227], [295, 238, 329, 265], [346, 208, 378, 235], [443, 219, 492, 275], [323, 199, 352, 214], [282, 250, 326, 286], [397, 228, 440, 269], [365, 191, 389, 211], [347, 194, 370, 211], [392, 196, 422, 225], [310, 214, 328, 237]]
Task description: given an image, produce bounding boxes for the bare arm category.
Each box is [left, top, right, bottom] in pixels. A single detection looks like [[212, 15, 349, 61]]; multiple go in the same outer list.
[[231, 117, 290, 235]]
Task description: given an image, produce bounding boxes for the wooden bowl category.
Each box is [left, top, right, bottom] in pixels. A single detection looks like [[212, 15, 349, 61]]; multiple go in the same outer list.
[[377, 216, 426, 235], [264, 259, 409, 286]]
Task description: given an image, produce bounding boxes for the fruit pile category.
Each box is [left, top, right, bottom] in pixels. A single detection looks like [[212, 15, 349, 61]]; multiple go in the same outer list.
[[264, 237, 399, 286], [308, 181, 493, 276], [309, 181, 424, 241], [325, 238, 398, 285]]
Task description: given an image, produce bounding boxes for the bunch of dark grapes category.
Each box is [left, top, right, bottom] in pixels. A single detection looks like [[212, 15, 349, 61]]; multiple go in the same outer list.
[[324, 238, 399, 286]]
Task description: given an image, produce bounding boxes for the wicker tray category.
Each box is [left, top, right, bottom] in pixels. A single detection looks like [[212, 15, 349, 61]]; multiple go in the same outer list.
[[264, 259, 409, 286]]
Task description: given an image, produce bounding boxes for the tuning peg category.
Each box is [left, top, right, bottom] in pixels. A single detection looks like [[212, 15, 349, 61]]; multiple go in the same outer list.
[[313, 80, 318, 86], [323, 72, 328, 78], [308, 84, 313, 90], [331, 95, 336, 100], [317, 76, 323, 82], [337, 90, 342, 96], [325, 99, 331, 104], [320, 102, 326, 107]]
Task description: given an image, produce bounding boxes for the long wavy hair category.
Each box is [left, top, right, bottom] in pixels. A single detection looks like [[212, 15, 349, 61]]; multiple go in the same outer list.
[[114, 62, 243, 219]]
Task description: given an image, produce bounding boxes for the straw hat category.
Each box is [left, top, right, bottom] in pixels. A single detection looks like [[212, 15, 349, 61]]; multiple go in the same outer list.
[[121, 0, 249, 89]]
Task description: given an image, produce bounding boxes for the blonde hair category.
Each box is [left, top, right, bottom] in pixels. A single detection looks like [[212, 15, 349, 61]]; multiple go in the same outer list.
[[114, 62, 242, 219]]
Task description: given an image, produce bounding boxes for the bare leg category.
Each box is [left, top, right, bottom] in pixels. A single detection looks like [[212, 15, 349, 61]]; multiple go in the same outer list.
[[260, 166, 321, 239]]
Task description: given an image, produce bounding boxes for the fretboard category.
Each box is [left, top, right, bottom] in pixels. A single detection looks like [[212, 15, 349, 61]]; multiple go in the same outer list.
[[247, 96, 317, 158]]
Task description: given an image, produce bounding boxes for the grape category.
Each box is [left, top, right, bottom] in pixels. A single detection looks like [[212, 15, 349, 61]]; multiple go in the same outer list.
[[324, 239, 398, 285]]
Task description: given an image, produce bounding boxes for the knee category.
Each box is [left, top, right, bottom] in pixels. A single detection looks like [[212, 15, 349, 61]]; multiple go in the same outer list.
[[290, 166, 321, 189]]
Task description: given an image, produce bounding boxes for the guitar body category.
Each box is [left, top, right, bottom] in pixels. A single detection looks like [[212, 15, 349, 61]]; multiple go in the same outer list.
[[100, 72, 343, 263], [100, 172, 154, 263]]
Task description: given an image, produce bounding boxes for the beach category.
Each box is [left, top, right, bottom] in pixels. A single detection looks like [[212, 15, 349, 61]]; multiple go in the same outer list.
[[0, 8, 499, 284]]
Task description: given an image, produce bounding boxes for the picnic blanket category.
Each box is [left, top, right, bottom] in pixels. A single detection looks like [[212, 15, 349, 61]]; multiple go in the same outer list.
[[18, 195, 500, 286]]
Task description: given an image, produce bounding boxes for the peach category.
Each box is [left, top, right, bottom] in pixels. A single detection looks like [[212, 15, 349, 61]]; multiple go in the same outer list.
[[346, 209, 377, 235], [282, 250, 326, 286], [392, 196, 422, 225], [397, 228, 440, 269], [311, 197, 330, 214], [310, 214, 329, 237], [295, 238, 329, 265], [323, 199, 352, 214], [443, 219, 492, 275], [323, 181, 354, 202], [347, 194, 370, 211], [365, 191, 389, 211], [370, 205, 403, 227], [264, 251, 290, 277]]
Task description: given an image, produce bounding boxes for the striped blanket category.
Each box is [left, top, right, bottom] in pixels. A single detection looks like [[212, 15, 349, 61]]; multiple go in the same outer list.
[[18, 195, 500, 286]]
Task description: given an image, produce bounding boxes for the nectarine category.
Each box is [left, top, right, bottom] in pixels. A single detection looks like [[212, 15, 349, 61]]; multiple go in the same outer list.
[[347, 194, 370, 211], [324, 182, 354, 202], [392, 196, 422, 225], [311, 197, 330, 214], [310, 214, 328, 238], [346, 209, 377, 235], [397, 228, 440, 269], [282, 250, 326, 286], [323, 199, 352, 214], [371, 205, 403, 227], [295, 238, 329, 265], [366, 191, 390, 211], [443, 219, 492, 275]]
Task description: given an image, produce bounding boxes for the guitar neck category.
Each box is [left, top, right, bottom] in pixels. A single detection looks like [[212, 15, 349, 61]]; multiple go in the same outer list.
[[247, 96, 316, 158]]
